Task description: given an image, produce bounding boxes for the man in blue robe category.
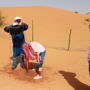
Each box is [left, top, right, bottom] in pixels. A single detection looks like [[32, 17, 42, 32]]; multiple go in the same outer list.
[[4, 17, 28, 70]]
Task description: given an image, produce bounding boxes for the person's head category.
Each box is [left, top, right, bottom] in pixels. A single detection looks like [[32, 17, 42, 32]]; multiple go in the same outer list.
[[14, 16, 22, 23]]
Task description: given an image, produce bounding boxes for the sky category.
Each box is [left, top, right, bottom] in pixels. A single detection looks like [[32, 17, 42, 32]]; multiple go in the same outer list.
[[0, 0, 90, 13]]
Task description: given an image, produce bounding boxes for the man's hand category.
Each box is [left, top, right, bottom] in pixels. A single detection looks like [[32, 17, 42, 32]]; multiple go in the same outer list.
[[6, 26, 11, 30], [36, 52, 40, 64], [22, 22, 26, 27]]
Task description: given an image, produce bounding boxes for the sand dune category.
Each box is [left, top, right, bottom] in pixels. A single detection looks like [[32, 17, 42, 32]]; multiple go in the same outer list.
[[0, 6, 90, 90]]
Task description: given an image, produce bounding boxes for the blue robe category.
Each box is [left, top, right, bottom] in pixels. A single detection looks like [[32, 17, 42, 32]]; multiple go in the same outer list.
[[4, 24, 28, 57]]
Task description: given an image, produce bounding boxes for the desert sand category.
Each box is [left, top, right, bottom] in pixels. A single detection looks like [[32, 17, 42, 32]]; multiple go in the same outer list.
[[0, 6, 90, 90]]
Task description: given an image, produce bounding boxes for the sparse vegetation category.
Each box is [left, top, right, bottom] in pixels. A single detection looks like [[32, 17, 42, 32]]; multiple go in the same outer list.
[[86, 12, 90, 14], [85, 18, 90, 22], [84, 18, 90, 30], [74, 11, 79, 14], [0, 10, 6, 27]]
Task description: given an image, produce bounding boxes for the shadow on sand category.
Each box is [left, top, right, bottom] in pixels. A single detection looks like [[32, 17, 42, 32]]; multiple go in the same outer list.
[[59, 71, 90, 90]]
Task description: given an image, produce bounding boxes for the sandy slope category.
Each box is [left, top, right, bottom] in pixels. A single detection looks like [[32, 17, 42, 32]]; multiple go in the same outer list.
[[0, 6, 90, 90]]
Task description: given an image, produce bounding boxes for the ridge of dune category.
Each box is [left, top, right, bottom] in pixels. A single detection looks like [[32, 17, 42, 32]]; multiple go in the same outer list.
[[0, 6, 82, 14]]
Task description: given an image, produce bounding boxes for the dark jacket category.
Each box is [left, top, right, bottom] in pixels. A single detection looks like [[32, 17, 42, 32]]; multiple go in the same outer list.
[[4, 23, 28, 48]]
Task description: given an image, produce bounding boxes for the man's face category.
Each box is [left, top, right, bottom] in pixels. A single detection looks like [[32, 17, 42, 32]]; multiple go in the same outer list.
[[15, 19, 21, 23]]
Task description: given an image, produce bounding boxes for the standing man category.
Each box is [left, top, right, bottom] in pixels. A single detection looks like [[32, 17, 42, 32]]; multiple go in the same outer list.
[[4, 16, 28, 70]]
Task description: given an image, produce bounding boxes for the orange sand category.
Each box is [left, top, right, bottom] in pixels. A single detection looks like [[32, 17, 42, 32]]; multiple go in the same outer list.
[[0, 6, 90, 90]]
